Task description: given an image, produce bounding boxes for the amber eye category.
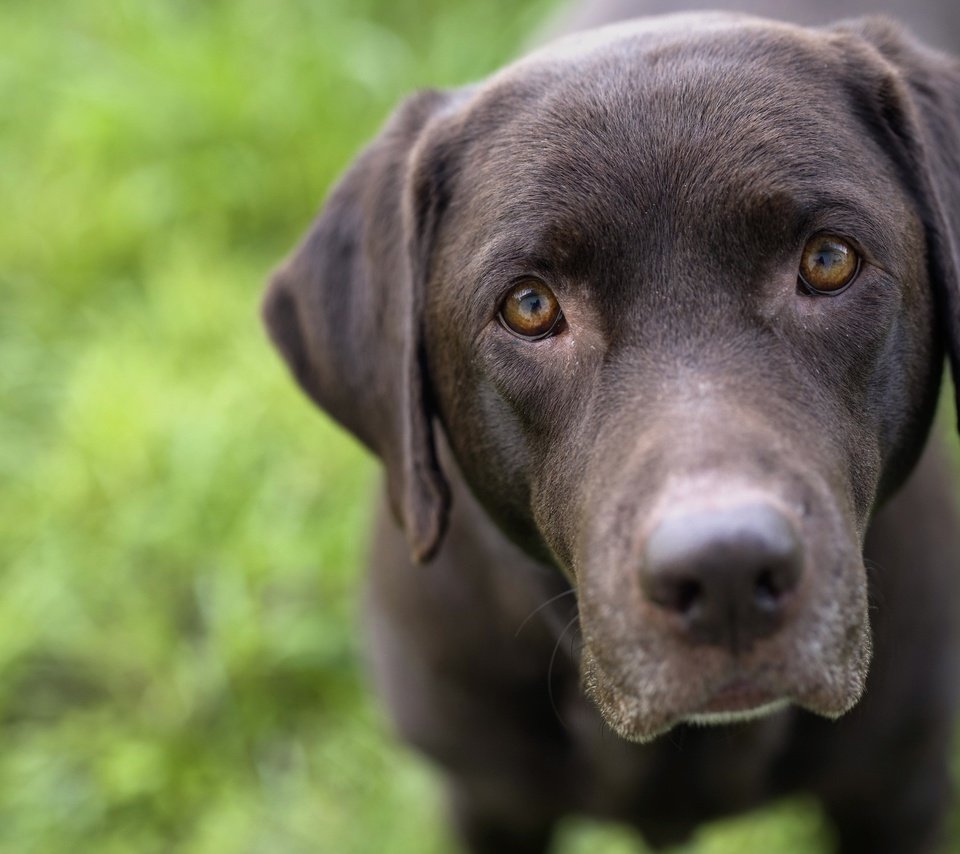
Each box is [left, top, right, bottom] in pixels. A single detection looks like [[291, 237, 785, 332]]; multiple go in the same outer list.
[[498, 279, 563, 339], [799, 234, 861, 294]]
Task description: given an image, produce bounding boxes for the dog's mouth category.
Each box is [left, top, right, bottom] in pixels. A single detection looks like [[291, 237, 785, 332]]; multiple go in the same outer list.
[[688, 676, 788, 721], [580, 621, 872, 743], [581, 654, 784, 742]]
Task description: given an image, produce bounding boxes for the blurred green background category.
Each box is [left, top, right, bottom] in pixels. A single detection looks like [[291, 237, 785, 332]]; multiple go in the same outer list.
[[1, 1, 957, 851]]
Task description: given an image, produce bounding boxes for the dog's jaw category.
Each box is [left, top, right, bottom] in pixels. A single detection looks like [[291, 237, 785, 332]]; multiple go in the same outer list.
[[578, 601, 872, 743]]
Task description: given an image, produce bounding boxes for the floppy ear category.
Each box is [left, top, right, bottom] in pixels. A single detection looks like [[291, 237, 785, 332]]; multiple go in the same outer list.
[[262, 89, 461, 563], [839, 19, 960, 425]]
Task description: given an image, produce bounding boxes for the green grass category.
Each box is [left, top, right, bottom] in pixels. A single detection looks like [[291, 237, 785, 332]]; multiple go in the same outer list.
[[1, 1, 956, 851]]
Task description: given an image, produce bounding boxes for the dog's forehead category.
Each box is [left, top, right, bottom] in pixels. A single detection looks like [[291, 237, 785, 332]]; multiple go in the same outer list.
[[465, 14, 869, 189], [506, 11, 810, 73], [439, 15, 899, 279]]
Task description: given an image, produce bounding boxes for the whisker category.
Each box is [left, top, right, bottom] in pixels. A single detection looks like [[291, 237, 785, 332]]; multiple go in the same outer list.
[[548, 614, 580, 731], [515, 587, 576, 638], [568, 626, 582, 658]]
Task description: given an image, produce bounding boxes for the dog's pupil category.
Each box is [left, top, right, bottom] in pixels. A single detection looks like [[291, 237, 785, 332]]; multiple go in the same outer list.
[[816, 249, 839, 270]]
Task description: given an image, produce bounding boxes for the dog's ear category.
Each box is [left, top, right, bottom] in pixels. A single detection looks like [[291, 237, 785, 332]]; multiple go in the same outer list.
[[836, 19, 960, 423], [262, 89, 462, 563]]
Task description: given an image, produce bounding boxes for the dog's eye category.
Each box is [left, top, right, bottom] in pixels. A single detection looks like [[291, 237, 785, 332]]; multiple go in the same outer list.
[[498, 279, 563, 339], [798, 234, 860, 294]]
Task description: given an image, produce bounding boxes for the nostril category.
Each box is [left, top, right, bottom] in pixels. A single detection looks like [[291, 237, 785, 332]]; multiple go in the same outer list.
[[646, 576, 704, 615], [753, 567, 781, 609], [753, 552, 802, 612], [675, 578, 702, 615]]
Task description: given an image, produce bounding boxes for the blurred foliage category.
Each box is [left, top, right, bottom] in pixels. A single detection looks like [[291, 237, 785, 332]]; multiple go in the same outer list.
[[0, 0, 956, 851]]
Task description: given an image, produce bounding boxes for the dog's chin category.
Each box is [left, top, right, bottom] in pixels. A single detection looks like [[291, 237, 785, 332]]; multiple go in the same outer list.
[[580, 636, 872, 744], [582, 676, 794, 744]]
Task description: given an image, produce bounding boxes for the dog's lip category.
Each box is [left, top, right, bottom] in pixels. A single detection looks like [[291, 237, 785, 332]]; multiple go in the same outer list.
[[694, 676, 783, 715], [585, 668, 792, 742], [582, 612, 871, 742]]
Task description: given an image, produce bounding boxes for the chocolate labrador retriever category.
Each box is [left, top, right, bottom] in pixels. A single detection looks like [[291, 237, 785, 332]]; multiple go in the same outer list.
[[262, 0, 960, 850]]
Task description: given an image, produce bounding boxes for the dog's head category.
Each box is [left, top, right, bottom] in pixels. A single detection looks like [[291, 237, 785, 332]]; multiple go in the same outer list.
[[263, 15, 960, 741]]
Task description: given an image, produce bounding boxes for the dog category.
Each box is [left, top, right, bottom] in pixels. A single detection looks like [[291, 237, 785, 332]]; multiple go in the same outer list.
[[262, 0, 960, 850]]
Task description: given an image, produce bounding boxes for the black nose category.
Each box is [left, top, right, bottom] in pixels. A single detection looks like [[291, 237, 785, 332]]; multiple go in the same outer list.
[[640, 502, 803, 653]]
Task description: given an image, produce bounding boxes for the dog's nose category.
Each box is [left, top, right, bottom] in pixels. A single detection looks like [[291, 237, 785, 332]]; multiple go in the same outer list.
[[640, 502, 803, 652]]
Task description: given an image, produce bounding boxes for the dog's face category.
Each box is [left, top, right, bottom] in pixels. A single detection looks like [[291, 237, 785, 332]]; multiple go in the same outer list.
[[264, 15, 960, 741]]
